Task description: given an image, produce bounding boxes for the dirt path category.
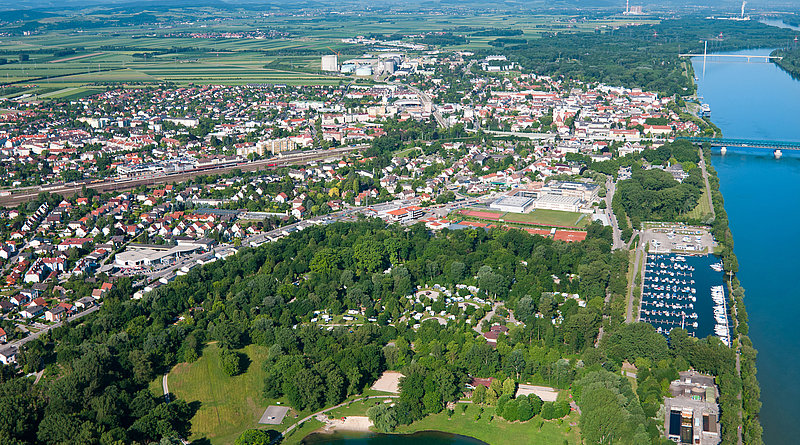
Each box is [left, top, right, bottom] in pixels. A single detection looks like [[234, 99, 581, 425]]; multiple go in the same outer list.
[[626, 240, 645, 323], [279, 395, 399, 443], [472, 301, 502, 335]]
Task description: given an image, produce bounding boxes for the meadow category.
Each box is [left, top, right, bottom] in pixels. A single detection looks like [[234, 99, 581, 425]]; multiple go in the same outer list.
[[151, 343, 305, 445]]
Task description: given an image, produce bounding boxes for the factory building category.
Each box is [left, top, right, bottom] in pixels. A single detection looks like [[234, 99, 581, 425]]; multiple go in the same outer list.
[[321, 55, 339, 72]]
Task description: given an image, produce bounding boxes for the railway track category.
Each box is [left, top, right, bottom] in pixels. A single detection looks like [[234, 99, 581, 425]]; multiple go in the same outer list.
[[0, 145, 365, 207]]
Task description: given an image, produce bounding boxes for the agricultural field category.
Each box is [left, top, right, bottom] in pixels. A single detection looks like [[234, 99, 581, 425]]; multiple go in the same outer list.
[[0, 9, 658, 90]]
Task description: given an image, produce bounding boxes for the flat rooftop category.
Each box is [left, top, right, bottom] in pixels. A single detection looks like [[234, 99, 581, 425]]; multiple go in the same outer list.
[[536, 194, 581, 204], [493, 195, 534, 207]]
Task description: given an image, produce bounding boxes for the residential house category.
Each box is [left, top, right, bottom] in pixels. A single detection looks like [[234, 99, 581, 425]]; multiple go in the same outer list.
[[75, 296, 95, 309], [46, 306, 67, 322], [20, 305, 44, 319], [0, 346, 17, 365]]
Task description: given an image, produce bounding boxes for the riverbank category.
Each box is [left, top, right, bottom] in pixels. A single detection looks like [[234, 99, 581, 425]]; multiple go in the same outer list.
[[690, 47, 800, 442], [702, 147, 762, 444], [393, 403, 580, 445], [769, 48, 800, 81]]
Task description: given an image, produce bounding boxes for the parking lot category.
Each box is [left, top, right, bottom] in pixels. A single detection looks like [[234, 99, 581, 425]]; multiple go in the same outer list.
[[643, 223, 717, 254]]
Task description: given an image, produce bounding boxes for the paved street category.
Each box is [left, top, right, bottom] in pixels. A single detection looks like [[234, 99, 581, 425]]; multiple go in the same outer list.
[[9, 304, 100, 348]]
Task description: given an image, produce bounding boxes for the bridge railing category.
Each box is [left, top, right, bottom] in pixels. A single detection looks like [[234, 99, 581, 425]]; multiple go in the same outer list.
[[676, 137, 800, 150]]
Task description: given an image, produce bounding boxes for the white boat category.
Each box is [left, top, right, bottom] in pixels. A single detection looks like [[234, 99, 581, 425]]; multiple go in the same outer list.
[[710, 262, 723, 272]]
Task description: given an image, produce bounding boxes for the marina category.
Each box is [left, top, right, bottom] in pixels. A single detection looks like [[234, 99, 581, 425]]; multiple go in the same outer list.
[[639, 253, 730, 346]]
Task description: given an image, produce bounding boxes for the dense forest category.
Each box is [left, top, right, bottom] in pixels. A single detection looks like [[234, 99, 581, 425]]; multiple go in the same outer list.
[[496, 18, 795, 96], [0, 213, 751, 444], [772, 46, 800, 79], [616, 168, 704, 228]]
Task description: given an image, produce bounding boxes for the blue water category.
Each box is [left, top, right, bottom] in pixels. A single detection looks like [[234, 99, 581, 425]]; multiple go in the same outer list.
[[302, 431, 488, 445], [640, 253, 728, 342], [692, 48, 800, 443]]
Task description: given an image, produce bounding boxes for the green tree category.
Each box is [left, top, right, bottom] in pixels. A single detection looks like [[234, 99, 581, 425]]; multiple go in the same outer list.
[[219, 348, 243, 377], [502, 377, 516, 397], [472, 384, 486, 404], [367, 404, 399, 432], [235, 429, 270, 445]]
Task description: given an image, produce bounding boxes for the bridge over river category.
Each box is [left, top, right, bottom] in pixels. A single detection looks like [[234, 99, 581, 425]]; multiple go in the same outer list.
[[677, 137, 800, 150]]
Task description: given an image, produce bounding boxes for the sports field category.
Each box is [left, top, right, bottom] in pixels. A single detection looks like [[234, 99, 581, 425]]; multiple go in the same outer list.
[[502, 209, 589, 228], [459, 208, 589, 228]]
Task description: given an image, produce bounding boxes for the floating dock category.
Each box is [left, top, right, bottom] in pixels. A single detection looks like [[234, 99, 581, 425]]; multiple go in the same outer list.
[[639, 253, 731, 346]]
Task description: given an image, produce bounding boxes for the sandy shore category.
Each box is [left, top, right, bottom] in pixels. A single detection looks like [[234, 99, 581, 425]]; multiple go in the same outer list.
[[316, 414, 373, 433]]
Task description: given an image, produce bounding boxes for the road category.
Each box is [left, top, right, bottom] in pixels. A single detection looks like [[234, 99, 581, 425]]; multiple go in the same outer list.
[[464, 128, 554, 140], [405, 85, 448, 129], [604, 178, 625, 250], [9, 304, 100, 348], [279, 395, 399, 441], [472, 301, 503, 335]]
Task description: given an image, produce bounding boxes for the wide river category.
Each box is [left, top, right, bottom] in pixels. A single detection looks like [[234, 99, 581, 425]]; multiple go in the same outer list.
[[691, 48, 800, 443]]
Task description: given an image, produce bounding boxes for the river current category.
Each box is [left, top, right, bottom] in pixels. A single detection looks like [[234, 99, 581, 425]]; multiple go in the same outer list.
[[692, 48, 800, 443]]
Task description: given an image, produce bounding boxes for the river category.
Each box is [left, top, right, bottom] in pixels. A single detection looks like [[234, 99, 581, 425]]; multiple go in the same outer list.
[[691, 48, 800, 444]]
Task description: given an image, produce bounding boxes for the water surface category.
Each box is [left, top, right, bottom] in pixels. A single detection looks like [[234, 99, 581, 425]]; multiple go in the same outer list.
[[692, 48, 800, 444], [302, 430, 488, 445]]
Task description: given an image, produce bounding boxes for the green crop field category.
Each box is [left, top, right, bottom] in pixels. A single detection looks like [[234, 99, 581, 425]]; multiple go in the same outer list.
[[0, 9, 659, 89]]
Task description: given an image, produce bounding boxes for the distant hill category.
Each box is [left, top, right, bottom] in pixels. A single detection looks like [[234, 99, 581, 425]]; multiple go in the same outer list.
[[1, 0, 798, 14], [0, 9, 55, 20]]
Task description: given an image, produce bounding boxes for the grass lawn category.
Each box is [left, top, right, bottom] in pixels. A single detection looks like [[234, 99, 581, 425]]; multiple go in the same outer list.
[[501, 209, 589, 228], [148, 375, 164, 399], [683, 186, 712, 221], [394, 404, 580, 445], [626, 249, 637, 299], [163, 343, 305, 445], [282, 418, 325, 445]]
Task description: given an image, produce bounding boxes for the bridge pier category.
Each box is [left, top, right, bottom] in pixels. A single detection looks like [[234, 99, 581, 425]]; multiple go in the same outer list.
[[676, 137, 800, 151]]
